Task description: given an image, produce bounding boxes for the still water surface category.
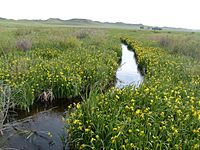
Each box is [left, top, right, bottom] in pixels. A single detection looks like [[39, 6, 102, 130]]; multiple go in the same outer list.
[[116, 44, 143, 88]]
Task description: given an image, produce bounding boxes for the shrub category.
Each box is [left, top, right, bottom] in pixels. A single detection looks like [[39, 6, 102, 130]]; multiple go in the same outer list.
[[16, 39, 32, 51], [75, 30, 89, 39], [159, 36, 171, 47], [150, 35, 200, 60]]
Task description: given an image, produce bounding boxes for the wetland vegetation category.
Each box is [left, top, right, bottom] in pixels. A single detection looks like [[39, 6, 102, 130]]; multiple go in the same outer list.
[[0, 19, 200, 149]]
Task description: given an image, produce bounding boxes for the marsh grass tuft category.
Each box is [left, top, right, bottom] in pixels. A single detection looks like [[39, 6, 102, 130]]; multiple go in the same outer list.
[[0, 81, 18, 135], [16, 39, 32, 51]]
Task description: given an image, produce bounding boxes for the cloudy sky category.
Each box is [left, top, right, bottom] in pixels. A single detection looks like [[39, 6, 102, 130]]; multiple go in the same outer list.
[[0, 0, 199, 29]]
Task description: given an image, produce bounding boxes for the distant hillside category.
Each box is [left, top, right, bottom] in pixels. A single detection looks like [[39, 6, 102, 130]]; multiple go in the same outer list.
[[43, 18, 143, 29], [45, 18, 99, 25], [0, 17, 199, 32], [0, 17, 6, 20]]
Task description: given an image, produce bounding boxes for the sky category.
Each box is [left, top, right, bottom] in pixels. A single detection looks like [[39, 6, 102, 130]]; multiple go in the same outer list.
[[0, 0, 200, 29]]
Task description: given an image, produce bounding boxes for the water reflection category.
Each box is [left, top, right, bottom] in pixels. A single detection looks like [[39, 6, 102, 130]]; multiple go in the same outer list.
[[116, 44, 143, 88]]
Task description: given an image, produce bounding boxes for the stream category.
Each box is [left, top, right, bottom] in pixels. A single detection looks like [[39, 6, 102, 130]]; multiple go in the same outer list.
[[0, 43, 143, 150], [116, 44, 143, 88]]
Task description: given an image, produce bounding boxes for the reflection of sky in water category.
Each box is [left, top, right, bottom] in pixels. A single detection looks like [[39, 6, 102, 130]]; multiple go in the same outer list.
[[116, 44, 143, 88]]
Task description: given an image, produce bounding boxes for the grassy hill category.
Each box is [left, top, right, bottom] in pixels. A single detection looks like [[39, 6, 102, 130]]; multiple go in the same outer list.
[[1, 17, 198, 31]]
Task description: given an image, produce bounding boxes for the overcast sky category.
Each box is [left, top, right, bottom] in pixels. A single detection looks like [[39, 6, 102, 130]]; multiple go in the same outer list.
[[0, 0, 199, 29]]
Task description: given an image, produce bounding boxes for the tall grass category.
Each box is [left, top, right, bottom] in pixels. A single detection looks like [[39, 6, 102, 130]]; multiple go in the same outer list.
[[150, 34, 200, 60], [0, 81, 20, 134], [0, 26, 121, 110]]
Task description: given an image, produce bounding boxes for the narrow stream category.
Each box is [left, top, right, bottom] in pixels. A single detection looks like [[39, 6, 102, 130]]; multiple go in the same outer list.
[[116, 44, 143, 88], [0, 43, 143, 150]]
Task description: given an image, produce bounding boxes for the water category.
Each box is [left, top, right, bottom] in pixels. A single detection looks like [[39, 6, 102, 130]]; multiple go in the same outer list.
[[0, 100, 73, 150], [2, 111, 67, 150], [116, 44, 143, 88]]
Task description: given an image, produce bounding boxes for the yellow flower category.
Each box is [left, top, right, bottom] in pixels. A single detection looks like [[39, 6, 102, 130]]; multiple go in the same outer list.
[[112, 128, 118, 131], [135, 109, 141, 115], [115, 95, 120, 99], [139, 131, 145, 136], [95, 135, 99, 139], [76, 103, 81, 109], [90, 137, 96, 143], [85, 128, 90, 132], [125, 139, 129, 144]]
